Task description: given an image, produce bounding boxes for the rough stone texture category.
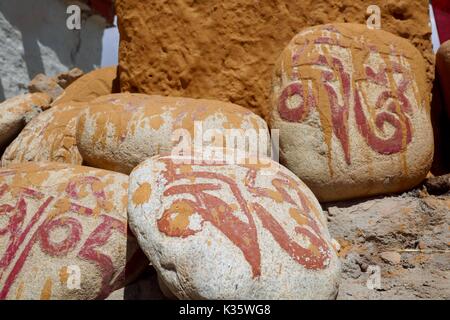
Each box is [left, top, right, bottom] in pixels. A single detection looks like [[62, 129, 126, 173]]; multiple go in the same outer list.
[[0, 0, 107, 101], [28, 74, 64, 100], [325, 188, 450, 300], [52, 66, 119, 106], [56, 68, 84, 89], [128, 154, 340, 299], [0, 93, 52, 153], [0, 162, 147, 299], [76, 93, 269, 174], [1, 102, 86, 167], [116, 0, 433, 119], [270, 24, 433, 202]]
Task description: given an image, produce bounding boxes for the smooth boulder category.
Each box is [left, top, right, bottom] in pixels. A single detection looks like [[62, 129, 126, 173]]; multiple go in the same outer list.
[[76, 93, 269, 174], [270, 23, 434, 202], [52, 66, 118, 106], [0, 162, 146, 299], [128, 153, 341, 299]]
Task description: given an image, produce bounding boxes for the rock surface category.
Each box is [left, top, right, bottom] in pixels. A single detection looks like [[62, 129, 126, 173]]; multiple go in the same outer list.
[[52, 66, 118, 106], [325, 187, 450, 299], [0, 93, 52, 153], [128, 154, 340, 299], [76, 93, 269, 174], [0, 162, 147, 299], [436, 40, 450, 119], [270, 24, 433, 202], [1, 102, 86, 166], [116, 0, 433, 119], [106, 267, 166, 300]]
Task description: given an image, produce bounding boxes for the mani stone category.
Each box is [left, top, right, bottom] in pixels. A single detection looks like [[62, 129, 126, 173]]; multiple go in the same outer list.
[[0, 93, 52, 152], [128, 153, 341, 299], [270, 23, 433, 202], [116, 0, 433, 120], [0, 162, 147, 300], [1, 102, 86, 167], [52, 66, 119, 107], [76, 93, 269, 174]]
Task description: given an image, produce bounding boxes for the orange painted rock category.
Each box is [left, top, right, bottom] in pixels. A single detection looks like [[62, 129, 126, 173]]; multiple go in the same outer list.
[[1, 102, 85, 167], [52, 66, 118, 106], [0, 93, 52, 152], [128, 153, 341, 299], [270, 24, 433, 202], [76, 93, 269, 174], [0, 162, 147, 300]]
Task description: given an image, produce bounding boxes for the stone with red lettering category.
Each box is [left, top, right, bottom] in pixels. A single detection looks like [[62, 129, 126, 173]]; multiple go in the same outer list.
[[270, 23, 433, 202], [28, 74, 64, 100], [1, 102, 86, 167], [76, 93, 269, 174], [0, 162, 147, 300], [0, 93, 52, 152], [128, 153, 341, 299]]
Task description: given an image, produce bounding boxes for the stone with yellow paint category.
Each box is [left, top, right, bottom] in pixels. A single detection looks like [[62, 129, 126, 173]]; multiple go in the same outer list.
[[270, 24, 434, 202], [0, 162, 148, 300], [0, 93, 52, 152], [128, 152, 341, 299], [51, 66, 119, 107], [1, 101, 87, 167], [76, 93, 269, 174]]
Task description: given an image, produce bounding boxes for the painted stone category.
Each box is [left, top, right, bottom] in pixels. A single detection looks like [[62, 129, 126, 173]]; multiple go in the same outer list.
[[128, 153, 341, 299], [76, 93, 269, 174], [1, 102, 86, 167], [270, 24, 433, 202], [0, 93, 52, 152], [52, 66, 118, 106], [0, 162, 147, 300], [116, 0, 433, 120]]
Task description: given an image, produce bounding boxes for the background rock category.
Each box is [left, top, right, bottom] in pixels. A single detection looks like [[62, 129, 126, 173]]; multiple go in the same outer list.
[[116, 0, 433, 119], [52, 66, 118, 106], [28, 73, 64, 100], [0, 0, 108, 101], [0, 162, 147, 299], [0, 93, 51, 155]]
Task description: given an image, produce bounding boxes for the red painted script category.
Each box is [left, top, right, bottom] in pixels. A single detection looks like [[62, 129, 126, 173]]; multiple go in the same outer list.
[[156, 159, 331, 278]]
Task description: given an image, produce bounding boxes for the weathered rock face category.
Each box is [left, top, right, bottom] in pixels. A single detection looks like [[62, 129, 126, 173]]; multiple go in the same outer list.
[[128, 154, 340, 299], [116, 0, 433, 119], [1, 102, 85, 167], [270, 24, 433, 202], [0, 93, 52, 152], [0, 162, 146, 300], [52, 66, 118, 106], [76, 93, 269, 174]]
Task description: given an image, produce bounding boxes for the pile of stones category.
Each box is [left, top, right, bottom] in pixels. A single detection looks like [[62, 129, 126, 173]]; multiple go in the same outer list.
[[0, 6, 447, 300]]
